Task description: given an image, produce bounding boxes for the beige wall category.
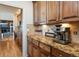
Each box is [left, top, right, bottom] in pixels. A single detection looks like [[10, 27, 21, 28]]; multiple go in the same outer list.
[[0, 4, 18, 20], [69, 22, 79, 44]]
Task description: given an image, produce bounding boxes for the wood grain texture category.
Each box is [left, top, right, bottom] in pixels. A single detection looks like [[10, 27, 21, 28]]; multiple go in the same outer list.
[[0, 39, 22, 57], [47, 1, 59, 21], [60, 1, 78, 20]]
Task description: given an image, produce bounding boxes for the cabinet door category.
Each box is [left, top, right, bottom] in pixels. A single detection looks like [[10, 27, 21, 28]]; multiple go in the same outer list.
[[51, 47, 74, 57], [39, 42, 51, 57], [40, 49, 50, 57], [39, 42, 51, 52], [47, 1, 60, 23], [60, 1, 79, 21], [33, 1, 47, 25], [38, 1, 47, 24], [32, 45, 40, 57], [33, 2, 40, 25]]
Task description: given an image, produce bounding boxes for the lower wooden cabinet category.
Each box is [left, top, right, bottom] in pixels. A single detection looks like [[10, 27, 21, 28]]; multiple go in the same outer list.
[[28, 39, 51, 57], [39, 42, 51, 53], [28, 37, 74, 57], [51, 47, 74, 57], [40, 48, 51, 57], [39, 42, 51, 57], [32, 44, 40, 57]]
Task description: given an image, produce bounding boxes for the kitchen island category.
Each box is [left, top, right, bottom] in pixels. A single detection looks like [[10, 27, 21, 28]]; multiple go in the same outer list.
[[27, 32, 79, 57]]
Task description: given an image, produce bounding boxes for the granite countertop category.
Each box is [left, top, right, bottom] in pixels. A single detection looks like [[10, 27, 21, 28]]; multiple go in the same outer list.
[[28, 32, 79, 57]]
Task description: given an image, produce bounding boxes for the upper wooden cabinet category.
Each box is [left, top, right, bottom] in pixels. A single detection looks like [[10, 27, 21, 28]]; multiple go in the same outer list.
[[60, 1, 79, 22], [38, 1, 47, 24], [33, 1, 79, 25], [33, 1, 47, 25], [47, 1, 60, 24], [33, 2, 39, 25]]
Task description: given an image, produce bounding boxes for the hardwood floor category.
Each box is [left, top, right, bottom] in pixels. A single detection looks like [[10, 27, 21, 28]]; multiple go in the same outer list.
[[0, 38, 22, 57]]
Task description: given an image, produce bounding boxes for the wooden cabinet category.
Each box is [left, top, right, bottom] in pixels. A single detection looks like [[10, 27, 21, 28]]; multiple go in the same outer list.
[[32, 39, 40, 57], [51, 47, 74, 57], [33, 2, 39, 25], [60, 1, 79, 22], [40, 48, 50, 57], [33, 1, 47, 25], [33, 1, 59, 25], [33, 1, 79, 25], [28, 36, 74, 57], [39, 42, 51, 53], [39, 42, 51, 57], [28, 37, 40, 57], [32, 44, 40, 57], [38, 1, 47, 24], [47, 1, 60, 24], [28, 37, 51, 57]]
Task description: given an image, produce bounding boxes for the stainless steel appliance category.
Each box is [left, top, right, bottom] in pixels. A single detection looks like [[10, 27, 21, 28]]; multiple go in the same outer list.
[[45, 24, 71, 44]]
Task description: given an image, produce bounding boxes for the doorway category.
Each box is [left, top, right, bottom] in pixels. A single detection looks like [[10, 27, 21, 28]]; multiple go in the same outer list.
[[0, 4, 23, 57]]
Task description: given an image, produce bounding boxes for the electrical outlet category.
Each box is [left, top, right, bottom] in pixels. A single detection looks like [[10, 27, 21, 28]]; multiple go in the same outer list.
[[73, 31, 78, 35]]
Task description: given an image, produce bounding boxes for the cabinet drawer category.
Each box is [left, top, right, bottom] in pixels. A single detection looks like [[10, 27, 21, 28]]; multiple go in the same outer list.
[[39, 42, 51, 52], [32, 39, 39, 46]]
